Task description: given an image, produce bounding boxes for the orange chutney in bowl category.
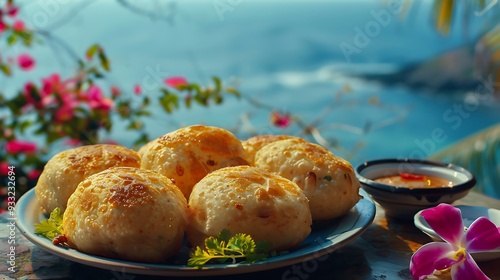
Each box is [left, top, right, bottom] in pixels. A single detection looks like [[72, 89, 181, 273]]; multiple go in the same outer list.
[[374, 173, 453, 189]]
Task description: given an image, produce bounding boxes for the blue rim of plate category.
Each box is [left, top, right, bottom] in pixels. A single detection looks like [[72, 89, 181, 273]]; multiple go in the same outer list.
[[16, 188, 375, 277]]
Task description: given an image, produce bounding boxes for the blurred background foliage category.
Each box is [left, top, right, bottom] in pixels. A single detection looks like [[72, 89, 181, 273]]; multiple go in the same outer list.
[[419, 0, 500, 198]]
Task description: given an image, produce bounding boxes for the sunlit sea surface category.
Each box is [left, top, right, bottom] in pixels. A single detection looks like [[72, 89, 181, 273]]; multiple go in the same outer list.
[[2, 1, 500, 191]]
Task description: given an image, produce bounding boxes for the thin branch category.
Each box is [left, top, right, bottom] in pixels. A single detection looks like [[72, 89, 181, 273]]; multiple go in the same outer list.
[[36, 30, 80, 62], [42, 0, 98, 32], [115, 0, 177, 26]]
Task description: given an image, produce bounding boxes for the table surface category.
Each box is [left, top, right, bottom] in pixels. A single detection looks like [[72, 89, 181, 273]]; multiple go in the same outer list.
[[1, 191, 500, 280]]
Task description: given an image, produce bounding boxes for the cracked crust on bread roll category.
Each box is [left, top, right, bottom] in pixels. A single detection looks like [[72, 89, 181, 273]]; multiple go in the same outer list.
[[253, 138, 361, 220], [187, 165, 312, 251], [63, 167, 188, 263], [242, 134, 298, 164], [35, 144, 141, 214], [138, 125, 249, 199]]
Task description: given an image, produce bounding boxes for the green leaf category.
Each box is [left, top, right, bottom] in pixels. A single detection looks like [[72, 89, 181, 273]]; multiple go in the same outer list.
[[117, 100, 132, 118], [213, 95, 223, 104], [133, 133, 150, 148], [225, 87, 240, 97], [191, 84, 202, 95], [187, 229, 270, 268], [159, 90, 179, 113], [142, 96, 150, 106], [184, 95, 192, 108], [218, 228, 231, 242], [34, 207, 64, 241], [98, 49, 110, 72], [85, 44, 100, 60], [6, 95, 26, 116], [77, 59, 85, 70], [46, 131, 64, 144], [135, 109, 151, 117], [126, 120, 144, 130], [19, 120, 32, 133], [0, 64, 12, 76], [212, 76, 222, 92], [18, 30, 33, 46], [7, 34, 17, 45]]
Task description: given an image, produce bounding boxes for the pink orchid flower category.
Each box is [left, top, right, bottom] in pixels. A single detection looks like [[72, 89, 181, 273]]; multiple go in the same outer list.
[[410, 203, 500, 280], [165, 76, 188, 89]]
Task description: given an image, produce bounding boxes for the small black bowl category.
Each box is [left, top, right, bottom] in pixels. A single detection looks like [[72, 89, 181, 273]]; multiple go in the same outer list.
[[356, 158, 476, 220]]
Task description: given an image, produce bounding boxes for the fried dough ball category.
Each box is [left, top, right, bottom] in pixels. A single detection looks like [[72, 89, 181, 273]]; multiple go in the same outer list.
[[254, 138, 361, 220], [138, 125, 249, 198], [241, 134, 298, 164], [35, 144, 141, 214], [63, 167, 188, 263], [187, 165, 312, 251]]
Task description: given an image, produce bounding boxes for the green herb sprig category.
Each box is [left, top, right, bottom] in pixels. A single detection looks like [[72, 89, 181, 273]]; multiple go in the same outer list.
[[187, 229, 270, 268], [34, 207, 64, 240]]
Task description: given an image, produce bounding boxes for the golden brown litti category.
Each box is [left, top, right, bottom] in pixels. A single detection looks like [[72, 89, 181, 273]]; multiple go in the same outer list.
[[241, 134, 298, 165], [187, 165, 312, 251], [35, 144, 141, 214], [254, 138, 361, 221], [63, 167, 188, 263], [138, 125, 249, 199]]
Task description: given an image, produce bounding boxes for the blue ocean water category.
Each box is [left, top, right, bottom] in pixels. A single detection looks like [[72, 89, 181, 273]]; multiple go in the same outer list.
[[2, 1, 499, 171]]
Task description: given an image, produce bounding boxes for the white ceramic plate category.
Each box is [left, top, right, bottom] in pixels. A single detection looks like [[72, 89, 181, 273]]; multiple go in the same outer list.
[[16, 188, 375, 276], [414, 205, 500, 262]]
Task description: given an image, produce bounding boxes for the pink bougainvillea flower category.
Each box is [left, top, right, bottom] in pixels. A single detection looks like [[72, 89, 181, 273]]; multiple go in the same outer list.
[[410, 203, 500, 280], [42, 73, 63, 96], [12, 20, 25, 32], [17, 53, 35, 71], [0, 162, 9, 175], [270, 111, 292, 128], [55, 104, 75, 122], [53, 92, 79, 122], [64, 138, 82, 146], [165, 76, 188, 89], [110, 86, 121, 97], [86, 85, 113, 111], [6, 3, 19, 17], [23, 82, 43, 109], [0, 20, 6, 33], [5, 140, 37, 154], [27, 169, 42, 180], [133, 84, 142, 95], [103, 139, 119, 145], [0, 199, 6, 214]]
